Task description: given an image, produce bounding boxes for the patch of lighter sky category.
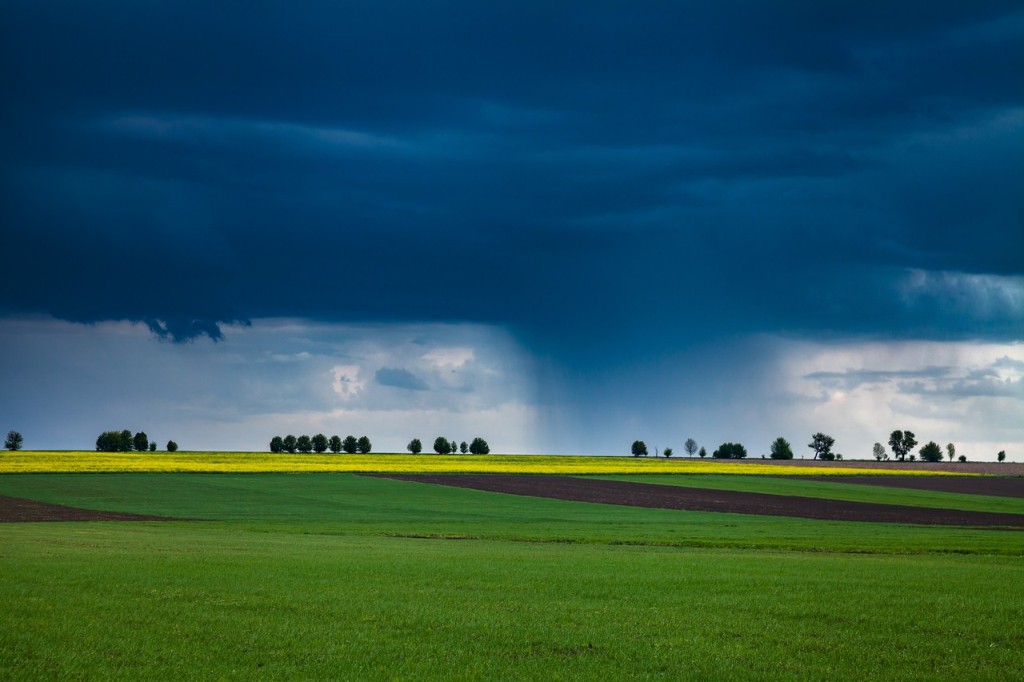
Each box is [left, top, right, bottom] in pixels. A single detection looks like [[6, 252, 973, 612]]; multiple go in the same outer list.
[[775, 339, 1024, 461]]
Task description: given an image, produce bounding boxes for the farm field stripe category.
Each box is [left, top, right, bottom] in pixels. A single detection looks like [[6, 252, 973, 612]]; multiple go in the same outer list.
[[803, 475, 1024, 498], [0, 451, 989, 475], [375, 474, 1024, 528], [0, 494, 185, 523]]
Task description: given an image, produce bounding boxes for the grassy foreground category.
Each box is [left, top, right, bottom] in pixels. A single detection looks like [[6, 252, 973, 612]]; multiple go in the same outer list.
[[0, 451, 971, 475], [2, 473, 1022, 680]]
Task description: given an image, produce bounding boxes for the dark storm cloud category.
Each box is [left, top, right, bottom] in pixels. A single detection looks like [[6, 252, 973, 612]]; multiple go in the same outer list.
[[1, 1, 1021, 352], [375, 367, 429, 391]]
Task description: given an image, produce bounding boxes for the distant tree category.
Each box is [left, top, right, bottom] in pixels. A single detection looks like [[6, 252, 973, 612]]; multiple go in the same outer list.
[[663, 447, 673, 458], [888, 430, 917, 462], [149, 441, 157, 452], [96, 431, 119, 452], [460, 441, 468, 454], [713, 442, 747, 459], [433, 436, 450, 454], [166, 440, 178, 452], [449, 438, 458, 454], [469, 437, 490, 455], [120, 429, 134, 452], [698, 446, 707, 458], [357, 436, 372, 454], [631, 440, 648, 457], [5, 430, 23, 451], [684, 438, 698, 457], [946, 443, 955, 462], [919, 441, 943, 462], [311, 433, 329, 454], [342, 435, 359, 454], [958, 455, 966, 463], [807, 433, 835, 461], [296, 435, 313, 453], [133, 431, 149, 453], [269, 436, 284, 453], [998, 450, 1006, 463], [769, 437, 793, 460], [873, 442, 887, 461], [407, 438, 422, 454], [328, 435, 343, 454], [283, 434, 298, 454]]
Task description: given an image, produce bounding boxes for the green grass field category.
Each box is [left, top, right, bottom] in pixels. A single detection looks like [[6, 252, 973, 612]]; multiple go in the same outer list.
[[2, 473, 1023, 680]]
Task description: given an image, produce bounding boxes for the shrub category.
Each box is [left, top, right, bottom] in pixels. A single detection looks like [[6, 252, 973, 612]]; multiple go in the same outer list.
[[713, 443, 747, 459]]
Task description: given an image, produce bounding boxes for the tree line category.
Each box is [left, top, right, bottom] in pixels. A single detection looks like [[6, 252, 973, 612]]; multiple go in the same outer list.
[[269, 434, 371, 454], [630, 429, 1008, 462], [408, 436, 490, 455], [95, 430, 177, 452]]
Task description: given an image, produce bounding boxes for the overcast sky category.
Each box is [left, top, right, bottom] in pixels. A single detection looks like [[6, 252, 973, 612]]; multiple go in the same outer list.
[[1, 1, 1021, 458]]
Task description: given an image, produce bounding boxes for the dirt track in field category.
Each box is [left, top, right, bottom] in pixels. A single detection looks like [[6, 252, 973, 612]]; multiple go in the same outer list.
[[0, 495, 181, 522], [805, 475, 1024, 498], [376, 474, 1024, 527]]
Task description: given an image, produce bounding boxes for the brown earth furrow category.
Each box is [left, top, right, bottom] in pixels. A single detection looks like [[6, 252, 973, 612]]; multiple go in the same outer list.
[[375, 474, 1024, 528], [805, 475, 1024, 498], [0, 495, 182, 522]]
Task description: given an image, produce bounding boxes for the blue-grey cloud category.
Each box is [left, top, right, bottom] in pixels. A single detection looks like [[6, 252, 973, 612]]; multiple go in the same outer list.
[[375, 367, 429, 392], [1, 1, 1021, 355]]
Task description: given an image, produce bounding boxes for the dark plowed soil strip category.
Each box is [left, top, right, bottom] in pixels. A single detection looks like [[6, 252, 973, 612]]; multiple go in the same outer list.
[[375, 474, 1024, 528], [805, 475, 1024, 498], [0, 495, 181, 523]]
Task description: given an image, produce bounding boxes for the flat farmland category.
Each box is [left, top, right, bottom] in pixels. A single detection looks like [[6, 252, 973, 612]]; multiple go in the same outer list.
[[1, 467, 1022, 680]]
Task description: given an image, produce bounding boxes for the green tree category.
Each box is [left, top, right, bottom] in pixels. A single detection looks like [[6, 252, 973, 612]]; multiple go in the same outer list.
[[95, 431, 120, 452], [407, 438, 422, 454], [919, 441, 943, 462], [808, 433, 835, 461], [873, 442, 887, 461], [460, 441, 468, 454], [283, 435, 298, 453], [269, 436, 284, 453], [469, 437, 490, 455], [888, 430, 917, 461], [166, 440, 178, 452], [5, 430, 24, 451], [296, 435, 313, 453], [946, 443, 956, 462], [329, 435, 343, 453], [311, 433, 329, 453], [342, 435, 359, 454], [120, 429, 134, 452], [357, 436, 372, 454], [149, 441, 157, 452], [663, 447, 673, 458], [769, 437, 793, 460], [631, 440, 648, 457], [713, 442, 747, 459], [449, 439, 458, 454], [698, 446, 707, 458], [958, 455, 966, 463], [998, 450, 1006, 463], [133, 431, 149, 452], [433, 436, 449, 454], [684, 438, 698, 457]]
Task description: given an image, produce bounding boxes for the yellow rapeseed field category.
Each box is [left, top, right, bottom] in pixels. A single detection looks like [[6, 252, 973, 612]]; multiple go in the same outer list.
[[0, 451, 966, 476]]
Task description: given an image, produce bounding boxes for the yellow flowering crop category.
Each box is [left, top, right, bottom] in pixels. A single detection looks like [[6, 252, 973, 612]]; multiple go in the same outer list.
[[0, 451, 969, 476]]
